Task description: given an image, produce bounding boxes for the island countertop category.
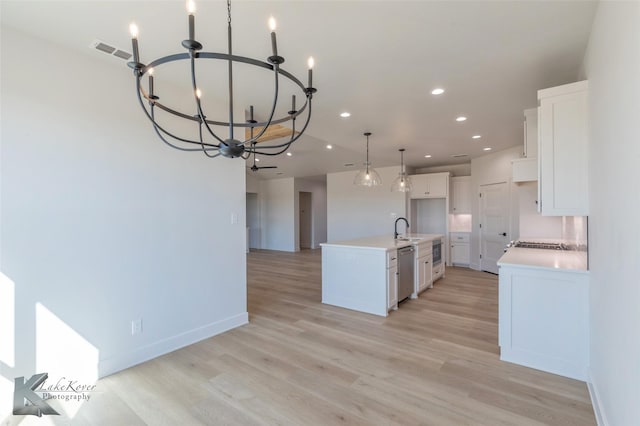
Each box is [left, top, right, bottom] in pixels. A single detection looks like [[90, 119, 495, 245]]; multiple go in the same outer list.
[[320, 233, 444, 251]]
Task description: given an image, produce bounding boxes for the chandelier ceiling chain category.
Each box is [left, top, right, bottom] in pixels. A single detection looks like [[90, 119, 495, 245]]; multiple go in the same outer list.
[[127, 0, 317, 159]]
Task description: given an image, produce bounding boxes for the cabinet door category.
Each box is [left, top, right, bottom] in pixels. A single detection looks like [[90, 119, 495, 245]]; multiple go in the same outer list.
[[451, 243, 470, 265], [409, 174, 429, 199], [451, 177, 471, 213], [426, 174, 448, 198], [387, 265, 398, 310], [418, 255, 432, 292], [538, 81, 588, 216]]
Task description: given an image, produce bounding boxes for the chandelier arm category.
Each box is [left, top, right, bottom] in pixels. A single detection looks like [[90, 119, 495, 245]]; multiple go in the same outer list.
[[242, 64, 281, 145], [198, 120, 221, 158], [189, 56, 227, 145], [137, 78, 220, 150], [139, 55, 308, 128], [249, 99, 312, 150]]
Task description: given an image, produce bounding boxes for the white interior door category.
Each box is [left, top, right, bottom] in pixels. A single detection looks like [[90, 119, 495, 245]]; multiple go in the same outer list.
[[299, 192, 312, 249], [479, 182, 509, 274]]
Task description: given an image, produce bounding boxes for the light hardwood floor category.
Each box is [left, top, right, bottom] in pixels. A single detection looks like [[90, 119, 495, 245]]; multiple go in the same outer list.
[[60, 249, 595, 425]]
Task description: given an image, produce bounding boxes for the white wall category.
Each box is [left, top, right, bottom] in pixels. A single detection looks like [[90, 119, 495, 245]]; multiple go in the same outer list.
[[327, 166, 406, 242], [583, 2, 640, 424], [295, 177, 328, 249], [260, 178, 296, 251], [0, 25, 248, 398], [470, 146, 521, 270]]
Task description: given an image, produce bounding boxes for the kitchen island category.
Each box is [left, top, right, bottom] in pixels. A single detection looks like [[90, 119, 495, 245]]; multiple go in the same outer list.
[[320, 234, 443, 317], [497, 246, 589, 380]]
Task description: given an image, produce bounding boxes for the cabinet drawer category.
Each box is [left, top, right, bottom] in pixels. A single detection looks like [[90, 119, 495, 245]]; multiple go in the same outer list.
[[387, 250, 398, 268], [414, 242, 432, 258], [450, 233, 470, 243]]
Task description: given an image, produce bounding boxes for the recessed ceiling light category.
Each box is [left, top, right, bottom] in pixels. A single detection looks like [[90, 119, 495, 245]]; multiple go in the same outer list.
[[483, 147, 492, 151], [340, 112, 351, 118], [456, 116, 467, 122], [431, 88, 445, 95], [424, 154, 432, 158], [326, 144, 333, 149], [472, 135, 481, 139], [286, 152, 292, 157]]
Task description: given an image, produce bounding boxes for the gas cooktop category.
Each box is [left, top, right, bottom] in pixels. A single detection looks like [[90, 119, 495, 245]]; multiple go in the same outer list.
[[509, 241, 571, 250]]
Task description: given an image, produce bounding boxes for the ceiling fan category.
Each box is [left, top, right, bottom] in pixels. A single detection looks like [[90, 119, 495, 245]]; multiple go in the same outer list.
[[248, 142, 277, 172]]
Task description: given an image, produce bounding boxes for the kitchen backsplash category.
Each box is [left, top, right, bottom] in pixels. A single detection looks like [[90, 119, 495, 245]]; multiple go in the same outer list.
[[449, 214, 472, 232], [562, 216, 588, 251]]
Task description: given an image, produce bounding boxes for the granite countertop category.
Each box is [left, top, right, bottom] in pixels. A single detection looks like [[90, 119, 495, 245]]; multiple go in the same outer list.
[[320, 233, 444, 251], [498, 247, 589, 273]]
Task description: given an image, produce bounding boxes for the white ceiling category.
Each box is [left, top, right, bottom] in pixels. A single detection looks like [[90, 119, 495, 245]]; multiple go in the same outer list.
[[1, 0, 598, 180]]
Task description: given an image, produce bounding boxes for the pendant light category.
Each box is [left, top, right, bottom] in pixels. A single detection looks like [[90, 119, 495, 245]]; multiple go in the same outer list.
[[391, 148, 412, 192], [354, 132, 382, 187]]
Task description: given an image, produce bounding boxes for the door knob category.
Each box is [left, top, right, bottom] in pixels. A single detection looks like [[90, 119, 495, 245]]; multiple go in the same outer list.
[[500, 232, 507, 237]]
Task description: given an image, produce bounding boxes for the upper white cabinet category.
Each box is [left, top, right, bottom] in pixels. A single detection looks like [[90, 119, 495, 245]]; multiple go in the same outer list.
[[409, 172, 450, 199], [523, 108, 538, 158], [450, 176, 471, 213], [538, 80, 589, 216]]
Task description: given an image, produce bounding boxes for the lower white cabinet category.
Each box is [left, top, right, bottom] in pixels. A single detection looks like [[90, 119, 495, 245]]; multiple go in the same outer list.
[[432, 261, 445, 281], [416, 254, 432, 295], [498, 265, 589, 380], [387, 264, 398, 310], [450, 232, 470, 266], [413, 242, 433, 295]]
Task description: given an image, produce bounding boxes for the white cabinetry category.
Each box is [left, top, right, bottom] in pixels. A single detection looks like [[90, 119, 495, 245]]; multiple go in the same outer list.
[[499, 264, 589, 380], [409, 172, 450, 199], [387, 250, 398, 310], [511, 158, 537, 182], [413, 241, 433, 295], [523, 107, 538, 158], [512, 108, 539, 182], [538, 80, 589, 216], [450, 233, 470, 266], [450, 176, 471, 213]]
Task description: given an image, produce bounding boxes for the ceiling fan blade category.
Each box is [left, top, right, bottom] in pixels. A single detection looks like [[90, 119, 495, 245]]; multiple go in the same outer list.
[[257, 166, 278, 169]]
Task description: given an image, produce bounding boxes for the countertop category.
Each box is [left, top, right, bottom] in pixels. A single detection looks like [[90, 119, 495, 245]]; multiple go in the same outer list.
[[498, 247, 589, 273], [320, 233, 444, 251]]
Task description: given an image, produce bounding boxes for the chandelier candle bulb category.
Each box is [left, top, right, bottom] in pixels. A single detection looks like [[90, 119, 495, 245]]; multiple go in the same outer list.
[[129, 23, 140, 63], [292, 95, 296, 111], [269, 16, 278, 57], [187, 1, 196, 41], [307, 57, 314, 88]]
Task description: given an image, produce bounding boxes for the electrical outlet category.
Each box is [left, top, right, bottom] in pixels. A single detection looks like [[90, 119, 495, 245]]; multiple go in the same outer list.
[[131, 319, 143, 335], [230, 212, 238, 224]]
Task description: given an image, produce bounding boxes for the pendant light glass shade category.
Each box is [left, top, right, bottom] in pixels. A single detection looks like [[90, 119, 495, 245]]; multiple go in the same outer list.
[[391, 148, 412, 192], [354, 132, 382, 187]]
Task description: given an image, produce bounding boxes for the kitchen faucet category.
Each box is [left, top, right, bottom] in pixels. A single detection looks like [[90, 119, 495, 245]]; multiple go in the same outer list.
[[394, 217, 410, 239]]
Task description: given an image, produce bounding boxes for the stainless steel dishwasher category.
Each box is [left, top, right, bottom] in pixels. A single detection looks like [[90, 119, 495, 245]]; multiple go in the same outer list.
[[397, 246, 415, 302]]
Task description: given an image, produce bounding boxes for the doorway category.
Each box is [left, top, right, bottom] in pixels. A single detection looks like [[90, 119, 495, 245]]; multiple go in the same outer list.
[[479, 182, 509, 274], [246, 193, 260, 250], [299, 191, 312, 249]]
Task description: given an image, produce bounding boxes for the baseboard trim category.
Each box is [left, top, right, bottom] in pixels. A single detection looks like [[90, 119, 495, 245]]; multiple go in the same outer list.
[[98, 312, 248, 378], [587, 371, 609, 426]]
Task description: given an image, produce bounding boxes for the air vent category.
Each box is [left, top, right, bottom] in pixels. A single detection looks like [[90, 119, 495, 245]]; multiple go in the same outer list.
[[343, 163, 355, 167], [90, 39, 132, 61], [451, 154, 468, 158]]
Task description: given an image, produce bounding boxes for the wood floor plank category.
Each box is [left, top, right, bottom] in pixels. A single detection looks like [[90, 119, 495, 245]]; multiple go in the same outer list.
[[70, 248, 594, 425]]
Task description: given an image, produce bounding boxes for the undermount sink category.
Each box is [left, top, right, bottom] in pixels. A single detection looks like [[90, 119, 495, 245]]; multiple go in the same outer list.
[[395, 237, 422, 242]]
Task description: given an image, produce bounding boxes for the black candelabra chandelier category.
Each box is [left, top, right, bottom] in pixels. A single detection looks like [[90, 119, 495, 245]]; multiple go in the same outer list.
[[127, 0, 317, 159]]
